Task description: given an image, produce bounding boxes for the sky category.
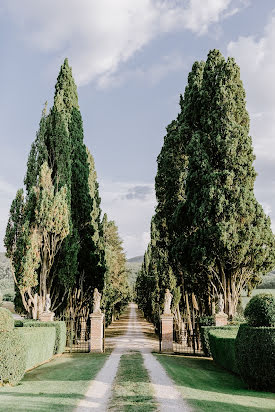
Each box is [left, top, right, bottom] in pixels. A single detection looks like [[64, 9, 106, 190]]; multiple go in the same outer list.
[[0, 0, 274, 258]]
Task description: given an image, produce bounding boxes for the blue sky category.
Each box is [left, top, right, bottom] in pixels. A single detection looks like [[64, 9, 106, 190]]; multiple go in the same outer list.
[[0, 0, 274, 258]]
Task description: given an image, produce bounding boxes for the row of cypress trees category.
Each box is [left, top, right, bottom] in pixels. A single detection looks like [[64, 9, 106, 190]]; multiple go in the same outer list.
[[136, 50, 275, 329], [5, 59, 130, 323]]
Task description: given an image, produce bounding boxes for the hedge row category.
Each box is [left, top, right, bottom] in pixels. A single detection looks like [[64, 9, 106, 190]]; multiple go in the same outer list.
[[236, 324, 275, 391], [18, 327, 56, 371], [0, 329, 26, 385], [208, 328, 238, 374], [18, 320, 66, 354], [200, 325, 239, 356], [1, 309, 66, 386]]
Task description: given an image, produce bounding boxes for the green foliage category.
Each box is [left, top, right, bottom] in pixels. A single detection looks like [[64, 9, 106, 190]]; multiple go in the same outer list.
[[201, 325, 239, 357], [244, 293, 275, 327], [236, 324, 275, 391], [18, 327, 56, 370], [3, 293, 14, 302], [257, 271, 275, 289], [137, 49, 275, 326], [209, 329, 238, 374], [0, 307, 14, 332], [102, 215, 130, 325], [0, 329, 26, 385], [19, 320, 66, 354]]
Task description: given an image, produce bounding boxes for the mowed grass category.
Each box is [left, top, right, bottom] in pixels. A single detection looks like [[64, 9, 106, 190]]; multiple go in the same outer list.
[[109, 351, 157, 411], [155, 354, 275, 411], [0, 353, 108, 412]]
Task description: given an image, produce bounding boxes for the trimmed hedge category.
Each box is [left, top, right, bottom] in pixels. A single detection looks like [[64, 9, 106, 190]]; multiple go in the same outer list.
[[201, 325, 239, 356], [0, 307, 14, 332], [18, 327, 56, 371], [244, 293, 275, 327], [236, 324, 275, 391], [21, 321, 66, 354], [0, 330, 26, 385], [208, 328, 238, 374]]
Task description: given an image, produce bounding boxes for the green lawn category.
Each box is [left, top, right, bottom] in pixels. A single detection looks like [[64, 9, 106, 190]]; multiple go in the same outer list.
[[109, 351, 157, 411], [0, 353, 108, 412], [155, 354, 275, 411]]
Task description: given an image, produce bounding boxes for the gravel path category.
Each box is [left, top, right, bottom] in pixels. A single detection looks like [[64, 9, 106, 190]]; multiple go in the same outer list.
[[75, 303, 191, 411]]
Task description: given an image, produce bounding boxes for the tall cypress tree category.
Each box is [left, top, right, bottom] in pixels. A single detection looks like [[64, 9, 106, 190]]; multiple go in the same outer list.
[[7, 58, 106, 316], [178, 50, 275, 316]]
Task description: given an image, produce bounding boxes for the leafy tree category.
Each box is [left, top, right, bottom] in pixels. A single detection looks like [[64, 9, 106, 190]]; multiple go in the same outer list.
[[5, 163, 69, 317], [101, 214, 130, 324]]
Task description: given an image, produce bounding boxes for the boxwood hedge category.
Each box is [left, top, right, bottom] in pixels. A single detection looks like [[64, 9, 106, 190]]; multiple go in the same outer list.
[[18, 327, 56, 371], [0, 308, 14, 332], [208, 328, 238, 374], [201, 325, 239, 356], [0, 329, 26, 386], [236, 324, 275, 391], [21, 321, 66, 354]]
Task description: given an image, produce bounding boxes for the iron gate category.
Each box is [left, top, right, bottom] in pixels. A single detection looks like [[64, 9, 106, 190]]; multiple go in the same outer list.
[[60, 315, 91, 353]]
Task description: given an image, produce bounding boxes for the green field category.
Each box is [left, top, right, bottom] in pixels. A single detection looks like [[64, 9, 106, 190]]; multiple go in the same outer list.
[[0, 353, 108, 412], [155, 354, 275, 412]]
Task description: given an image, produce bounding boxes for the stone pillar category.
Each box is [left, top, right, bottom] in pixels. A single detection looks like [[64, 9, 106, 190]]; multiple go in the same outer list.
[[39, 311, 55, 322], [160, 314, 174, 353], [215, 312, 228, 326], [90, 313, 104, 353]]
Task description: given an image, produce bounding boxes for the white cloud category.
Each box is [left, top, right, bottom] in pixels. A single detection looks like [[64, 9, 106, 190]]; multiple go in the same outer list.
[[99, 179, 155, 258], [4, 0, 244, 86], [227, 12, 275, 161], [227, 12, 275, 233], [98, 54, 186, 88]]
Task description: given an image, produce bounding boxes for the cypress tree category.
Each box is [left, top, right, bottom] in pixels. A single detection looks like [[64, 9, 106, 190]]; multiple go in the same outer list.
[[179, 50, 275, 316], [6, 58, 106, 316]]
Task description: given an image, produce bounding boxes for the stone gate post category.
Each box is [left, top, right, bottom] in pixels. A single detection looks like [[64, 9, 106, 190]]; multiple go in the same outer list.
[[160, 314, 174, 353], [90, 312, 104, 353]]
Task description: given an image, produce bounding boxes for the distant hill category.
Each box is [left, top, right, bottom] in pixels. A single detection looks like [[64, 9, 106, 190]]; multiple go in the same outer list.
[[127, 256, 143, 263], [126, 256, 143, 289]]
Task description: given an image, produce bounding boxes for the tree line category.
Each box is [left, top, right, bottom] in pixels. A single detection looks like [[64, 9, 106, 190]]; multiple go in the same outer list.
[[136, 50, 275, 332], [5, 59, 130, 324]]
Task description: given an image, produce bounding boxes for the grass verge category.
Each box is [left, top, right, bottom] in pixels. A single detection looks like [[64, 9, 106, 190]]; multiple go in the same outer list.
[[155, 354, 275, 411], [0, 353, 108, 412], [109, 351, 157, 411]]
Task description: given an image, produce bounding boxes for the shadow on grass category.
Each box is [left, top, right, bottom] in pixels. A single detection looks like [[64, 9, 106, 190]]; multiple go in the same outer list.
[[0, 353, 109, 412], [155, 354, 275, 412]]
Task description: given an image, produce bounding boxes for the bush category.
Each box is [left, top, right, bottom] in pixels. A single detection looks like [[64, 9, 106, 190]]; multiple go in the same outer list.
[[21, 321, 66, 354], [201, 325, 239, 357], [18, 327, 56, 371], [236, 324, 275, 391], [244, 293, 275, 327], [3, 293, 14, 302], [0, 330, 26, 385], [0, 307, 14, 332], [208, 329, 238, 374]]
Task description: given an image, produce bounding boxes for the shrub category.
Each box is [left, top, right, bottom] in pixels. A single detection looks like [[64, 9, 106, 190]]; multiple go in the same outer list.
[[244, 293, 275, 327], [18, 327, 56, 371], [20, 320, 66, 354], [0, 307, 14, 332], [209, 329, 238, 374], [236, 324, 275, 391], [201, 325, 239, 356], [3, 293, 14, 302], [0, 330, 26, 385]]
